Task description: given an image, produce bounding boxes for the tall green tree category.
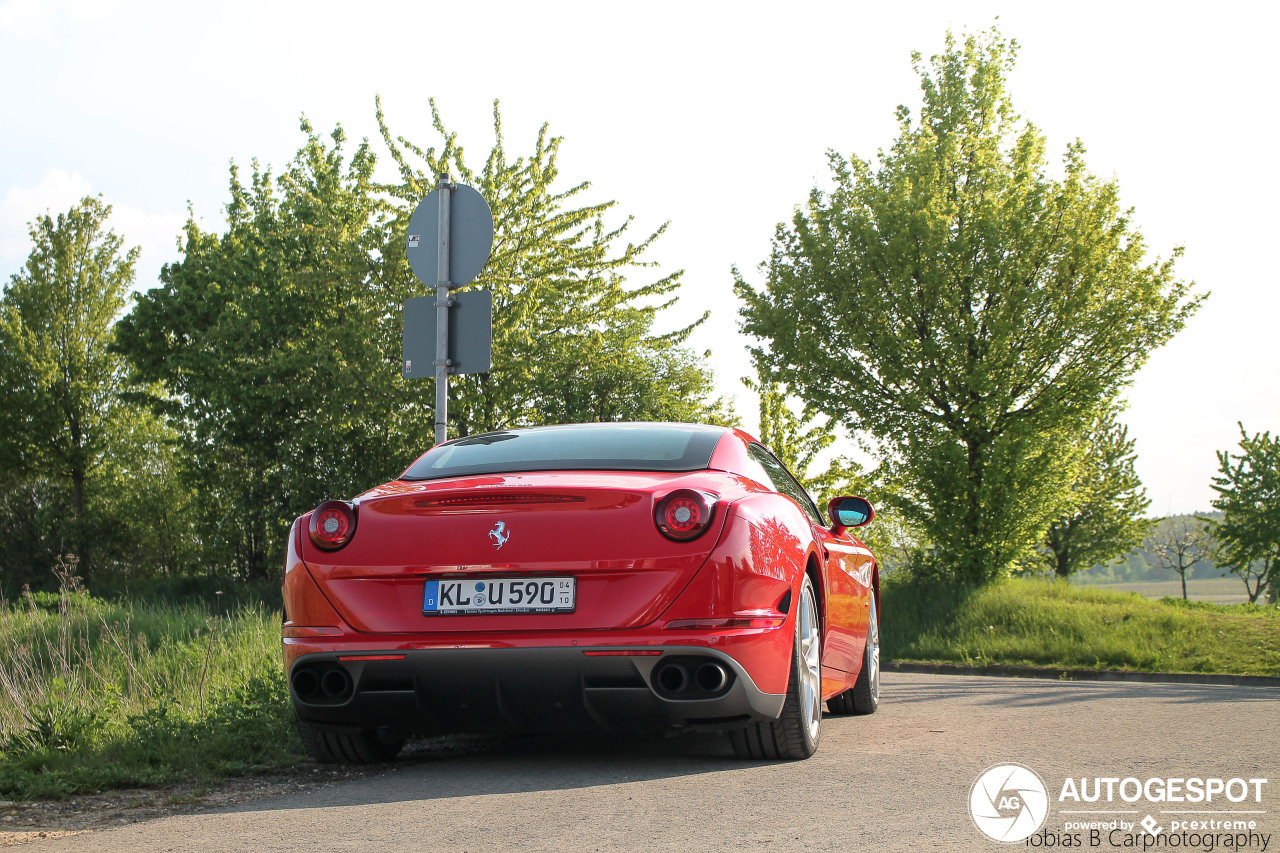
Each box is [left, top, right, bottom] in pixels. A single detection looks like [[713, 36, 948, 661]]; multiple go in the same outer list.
[[1042, 405, 1151, 578], [736, 28, 1202, 583], [1209, 425, 1280, 603], [0, 197, 139, 577], [116, 105, 726, 579], [376, 99, 727, 435], [117, 123, 416, 579]]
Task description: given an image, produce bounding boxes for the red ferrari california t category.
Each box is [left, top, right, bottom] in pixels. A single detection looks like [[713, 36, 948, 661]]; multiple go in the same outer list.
[[282, 422, 880, 762]]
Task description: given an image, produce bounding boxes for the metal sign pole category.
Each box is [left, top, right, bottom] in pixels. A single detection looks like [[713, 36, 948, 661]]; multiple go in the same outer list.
[[434, 173, 453, 445], [403, 175, 492, 435]]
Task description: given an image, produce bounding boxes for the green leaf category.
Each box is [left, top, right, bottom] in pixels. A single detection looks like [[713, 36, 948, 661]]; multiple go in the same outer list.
[[736, 27, 1202, 583]]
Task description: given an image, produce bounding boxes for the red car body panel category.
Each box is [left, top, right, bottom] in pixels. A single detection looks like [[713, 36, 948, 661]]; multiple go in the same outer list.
[[297, 472, 733, 635], [282, 424, 878, 734]]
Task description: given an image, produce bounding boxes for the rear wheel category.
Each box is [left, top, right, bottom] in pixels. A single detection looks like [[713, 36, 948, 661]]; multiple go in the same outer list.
[[297, 718, 405, 764], [729, 576, 821, 760], [829, 586, 879, 715]]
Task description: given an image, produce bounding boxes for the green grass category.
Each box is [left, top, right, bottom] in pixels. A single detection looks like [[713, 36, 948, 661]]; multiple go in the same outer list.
[[0, 574, 301, 800], [882, 576, 1280, 676]]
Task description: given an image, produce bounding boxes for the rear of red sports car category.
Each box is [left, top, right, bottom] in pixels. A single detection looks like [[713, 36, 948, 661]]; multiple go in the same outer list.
[[283, 422, 878, 763]]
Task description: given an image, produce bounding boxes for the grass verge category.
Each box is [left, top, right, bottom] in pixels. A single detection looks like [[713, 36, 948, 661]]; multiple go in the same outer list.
[[0, 566, 300, 800], [882, 575, 1280, 676]]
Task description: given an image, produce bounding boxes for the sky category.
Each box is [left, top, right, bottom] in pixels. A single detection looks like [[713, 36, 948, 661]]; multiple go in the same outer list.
[[2, 0, 1276, 515]]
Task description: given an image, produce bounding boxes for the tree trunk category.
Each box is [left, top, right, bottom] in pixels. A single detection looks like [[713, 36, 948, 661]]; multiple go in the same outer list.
[[247, 519, 266, 581], [1181, 570, 1188, 601], [1055, 545, 1071, 579], [963, 437, 986, 583], [71, 466, 88, 579]]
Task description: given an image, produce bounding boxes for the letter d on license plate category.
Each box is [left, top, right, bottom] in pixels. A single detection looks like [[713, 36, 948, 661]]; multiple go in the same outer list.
[[423, 577, 576, 615]]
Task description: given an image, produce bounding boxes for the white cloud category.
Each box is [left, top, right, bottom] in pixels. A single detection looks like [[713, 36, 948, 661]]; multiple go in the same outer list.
[[0, 0, 47, 36], [0, 167, 93, 256], [0, 0, 130, 36], [1, 167, 185, 287], [109, 205, 186, 285]]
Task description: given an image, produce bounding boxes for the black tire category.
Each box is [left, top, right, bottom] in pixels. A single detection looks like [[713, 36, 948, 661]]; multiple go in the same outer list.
[[729, 576, 821, 760], [829, 585, 880, 715], [826, 683, 856, 715], [297, 718, 405, 764]]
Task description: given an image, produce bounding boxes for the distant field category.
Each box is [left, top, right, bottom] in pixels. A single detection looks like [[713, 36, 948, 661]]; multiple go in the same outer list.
[[882, 577, 1280, 676], [1073, 578, 1251, 605]]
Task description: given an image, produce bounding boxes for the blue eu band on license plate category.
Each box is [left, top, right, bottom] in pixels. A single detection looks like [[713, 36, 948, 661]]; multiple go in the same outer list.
[[423, 577, 576, 615]]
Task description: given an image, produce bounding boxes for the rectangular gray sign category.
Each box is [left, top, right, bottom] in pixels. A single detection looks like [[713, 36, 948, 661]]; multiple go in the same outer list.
[[402, 289, 493, 377]]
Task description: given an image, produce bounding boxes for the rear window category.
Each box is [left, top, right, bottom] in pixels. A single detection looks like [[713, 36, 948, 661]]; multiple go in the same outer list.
[[401, 423, 724, 481]]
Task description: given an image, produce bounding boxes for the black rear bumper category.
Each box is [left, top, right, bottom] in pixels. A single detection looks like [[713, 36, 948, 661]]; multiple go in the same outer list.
[[289, 646, 785, 735]]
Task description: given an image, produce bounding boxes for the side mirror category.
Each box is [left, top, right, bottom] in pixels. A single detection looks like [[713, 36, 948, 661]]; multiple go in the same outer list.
[[828, 496, 874, 530]]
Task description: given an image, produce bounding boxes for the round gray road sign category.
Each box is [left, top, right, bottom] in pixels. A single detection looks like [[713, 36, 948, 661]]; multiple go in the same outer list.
[[405, 184, 494, 288]]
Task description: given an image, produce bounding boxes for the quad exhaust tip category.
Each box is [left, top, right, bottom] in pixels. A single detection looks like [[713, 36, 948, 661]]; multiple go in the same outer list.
[[291, 668, 319, 698], [652, 659, 733, 699], [656, 662, 689, 694], [321, 668, 353, 699], [695, 662, 728, 693], [292, 665, 353, 702]]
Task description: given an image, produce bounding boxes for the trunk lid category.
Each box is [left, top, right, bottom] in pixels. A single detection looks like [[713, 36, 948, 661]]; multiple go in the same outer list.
[[300, 471, 733, 634]]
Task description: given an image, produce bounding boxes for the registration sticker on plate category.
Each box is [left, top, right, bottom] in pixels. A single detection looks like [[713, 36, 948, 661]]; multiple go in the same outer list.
[[422, 577, 576, 615]]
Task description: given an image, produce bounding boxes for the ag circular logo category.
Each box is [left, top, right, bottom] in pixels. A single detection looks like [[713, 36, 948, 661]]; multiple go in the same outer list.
[[969, 763, 1050, 843]]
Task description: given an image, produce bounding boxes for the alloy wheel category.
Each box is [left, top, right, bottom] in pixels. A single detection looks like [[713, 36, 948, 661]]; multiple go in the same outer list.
[[867, 589, 880, 703], [799, 583, 822, 741]]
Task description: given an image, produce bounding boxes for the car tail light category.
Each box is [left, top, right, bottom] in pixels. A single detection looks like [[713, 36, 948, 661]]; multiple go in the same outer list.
[[309, 500, 357, 551], [655, 489, 715, 542]]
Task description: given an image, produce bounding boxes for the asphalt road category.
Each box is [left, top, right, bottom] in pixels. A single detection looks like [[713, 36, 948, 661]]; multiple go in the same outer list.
[[38, 673, 1280, 852]]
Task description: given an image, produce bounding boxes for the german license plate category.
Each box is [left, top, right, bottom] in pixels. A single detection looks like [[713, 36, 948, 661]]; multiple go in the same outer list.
[[423, 577, 576, 615]]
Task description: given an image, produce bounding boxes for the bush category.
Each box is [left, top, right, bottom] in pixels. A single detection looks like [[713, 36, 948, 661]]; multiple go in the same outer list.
[[0, 572, 301, 800]]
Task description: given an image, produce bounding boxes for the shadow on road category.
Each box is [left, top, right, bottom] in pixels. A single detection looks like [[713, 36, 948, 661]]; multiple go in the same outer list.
[[219, 676, 1278, 819], [230, 729, 764, 812], [884, 674, 1279, 708]]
